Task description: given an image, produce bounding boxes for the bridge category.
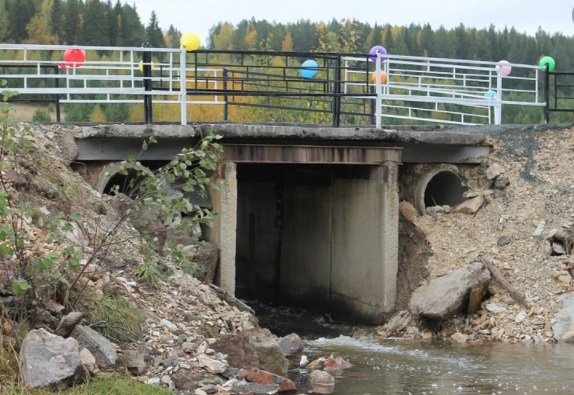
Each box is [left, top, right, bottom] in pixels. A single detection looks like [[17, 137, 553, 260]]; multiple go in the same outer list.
[[0, 43, 564, 127], [0, 44, 568, 323]]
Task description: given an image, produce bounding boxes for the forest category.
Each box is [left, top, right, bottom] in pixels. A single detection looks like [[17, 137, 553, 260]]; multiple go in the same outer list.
[[2, 0, 574, 124]]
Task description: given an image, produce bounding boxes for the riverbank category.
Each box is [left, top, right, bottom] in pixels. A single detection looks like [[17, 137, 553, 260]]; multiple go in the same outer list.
[[385, 124, 574, 344]]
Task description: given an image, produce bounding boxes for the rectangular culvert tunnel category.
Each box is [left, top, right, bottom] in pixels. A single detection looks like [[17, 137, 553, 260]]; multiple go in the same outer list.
[[235, 162, 399, 324]]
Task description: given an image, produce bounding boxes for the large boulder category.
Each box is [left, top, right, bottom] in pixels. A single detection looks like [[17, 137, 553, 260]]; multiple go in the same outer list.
[[71, 325, 117, 368], [19, 329, 87, 389], [211, 333, 260, 369], [409, 261, 491, 320], [246, 329, 289, 376]]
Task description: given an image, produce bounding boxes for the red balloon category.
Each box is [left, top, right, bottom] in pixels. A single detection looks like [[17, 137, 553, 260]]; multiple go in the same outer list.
[[63, 48, 86, 68]]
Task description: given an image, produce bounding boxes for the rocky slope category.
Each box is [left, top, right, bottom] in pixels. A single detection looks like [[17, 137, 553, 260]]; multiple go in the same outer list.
[[391, 124, 574, 343]]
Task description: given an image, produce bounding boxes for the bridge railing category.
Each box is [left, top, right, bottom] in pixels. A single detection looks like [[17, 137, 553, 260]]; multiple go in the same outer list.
[[0, 44, 547, 126]]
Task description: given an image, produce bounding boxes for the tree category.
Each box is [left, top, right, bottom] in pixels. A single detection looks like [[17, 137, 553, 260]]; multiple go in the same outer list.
[[145, 10, 165, 48], [165, 24, 181, 48], [61, 0, 82, 44], [211, 22, 234, 50], [281, 31, 293, 52], [6, 0, 36, 43], [118, 3, 146, 46]]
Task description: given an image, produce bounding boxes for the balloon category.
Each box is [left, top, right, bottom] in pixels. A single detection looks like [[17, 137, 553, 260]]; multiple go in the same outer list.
[[369, 45, 387, 62], [138, 61, 155, 72], [301, 59, 319, 79], [180, 32, 201, 51], [484, 90, 496, 99], [371, 71, 387, 84], [498, 60, 512, 76], [63, 48, 85, 68], [539, 56, 555, 71]]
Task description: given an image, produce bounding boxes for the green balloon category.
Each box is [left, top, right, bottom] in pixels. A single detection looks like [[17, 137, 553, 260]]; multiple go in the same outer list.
[[539, 56, 555, 71]]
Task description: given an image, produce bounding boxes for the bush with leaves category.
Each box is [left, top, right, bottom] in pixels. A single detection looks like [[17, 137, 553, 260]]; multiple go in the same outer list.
[[0, 79, 223, 346]]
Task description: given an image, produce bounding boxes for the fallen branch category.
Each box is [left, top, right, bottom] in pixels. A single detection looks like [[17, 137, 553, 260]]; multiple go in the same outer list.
[[481, 257, 530, 309]]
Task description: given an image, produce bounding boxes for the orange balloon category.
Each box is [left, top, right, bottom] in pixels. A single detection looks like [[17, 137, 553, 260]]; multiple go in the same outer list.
[[371, 71, 387, 84]]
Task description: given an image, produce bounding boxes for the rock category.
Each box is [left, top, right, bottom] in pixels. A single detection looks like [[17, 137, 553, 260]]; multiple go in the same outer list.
[[277, 333, 304, 368], [309, 370, 335, 393], [533, 221, 546, 237], [246, 328, 289, 376], [322, 353, 353, 374], [237, 368, 296, 392], [197, 354, 227, 374], [451, 332, 469, 343], [191, 242, 219, 283], [130, 206, 167, 254], [160, 318, 178, 332], [171, 370, 200, 390], [552, 292, 574, 342], [515, 310, 527, 323], [79, 347, 98, 375], [19, 329, 87, 389], [211, 333, 259, 369], [71, 325, 117, 368], [453, 195, 484, 214], [486, 163, 505, 180], [409, 262, 491, 320], [496, 236, 511, 246], [399, 201, 418, 221], [493, 176, 510, 189], [55, 312, 84, 338], [231, 382, 279, 394], [119, 349, 150, 376], [485, 303, 508, 313]]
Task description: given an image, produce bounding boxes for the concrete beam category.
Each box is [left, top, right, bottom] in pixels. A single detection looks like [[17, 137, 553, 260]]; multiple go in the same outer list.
[[220, 144, 401, 165]]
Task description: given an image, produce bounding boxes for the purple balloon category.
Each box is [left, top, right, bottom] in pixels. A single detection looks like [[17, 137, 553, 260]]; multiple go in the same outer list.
[[369, 45, 387, 62]]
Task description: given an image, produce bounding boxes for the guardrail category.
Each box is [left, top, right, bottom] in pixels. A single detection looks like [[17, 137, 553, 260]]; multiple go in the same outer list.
[[0, 44, 547, 126]]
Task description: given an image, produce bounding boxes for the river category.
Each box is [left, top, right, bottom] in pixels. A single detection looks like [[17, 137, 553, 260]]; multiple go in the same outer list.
[[253, 303, 574, 395]]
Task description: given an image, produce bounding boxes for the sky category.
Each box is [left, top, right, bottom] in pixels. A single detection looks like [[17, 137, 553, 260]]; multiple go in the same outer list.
[[132, 0, 574, 46]]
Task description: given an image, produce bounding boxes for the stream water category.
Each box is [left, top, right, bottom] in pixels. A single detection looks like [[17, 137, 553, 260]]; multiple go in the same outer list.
[[251, 303, 574, 395]]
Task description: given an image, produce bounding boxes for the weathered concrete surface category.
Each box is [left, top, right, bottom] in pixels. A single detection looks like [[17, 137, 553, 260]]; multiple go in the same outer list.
[[206, 162, 237, 294], [74, 123, 495, 163]]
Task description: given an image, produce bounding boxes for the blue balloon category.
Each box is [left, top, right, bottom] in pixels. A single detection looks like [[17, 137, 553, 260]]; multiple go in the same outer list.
[[484, 90, 496, 99], [301, 59, 319, 79], [369, 45, 387, 62]]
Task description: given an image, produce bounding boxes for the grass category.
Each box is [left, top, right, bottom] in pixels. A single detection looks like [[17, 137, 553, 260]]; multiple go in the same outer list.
[[0, 373, 172, 394]]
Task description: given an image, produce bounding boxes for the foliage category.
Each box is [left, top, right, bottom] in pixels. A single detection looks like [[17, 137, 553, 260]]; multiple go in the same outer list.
[[75, 293, 146, 343], [31, 108, 51, 122], [0, 372, 173, 394]]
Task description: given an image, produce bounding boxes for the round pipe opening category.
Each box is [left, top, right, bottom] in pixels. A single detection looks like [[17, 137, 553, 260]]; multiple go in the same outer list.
[[415, 169, 467, 214]]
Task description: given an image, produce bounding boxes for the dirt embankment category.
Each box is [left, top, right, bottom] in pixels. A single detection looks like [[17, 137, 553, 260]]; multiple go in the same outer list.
[[396, 124, 574, 343]]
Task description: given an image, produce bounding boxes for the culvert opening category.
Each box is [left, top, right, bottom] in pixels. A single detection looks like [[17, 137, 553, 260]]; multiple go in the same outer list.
[[417, 169, 467, 213]]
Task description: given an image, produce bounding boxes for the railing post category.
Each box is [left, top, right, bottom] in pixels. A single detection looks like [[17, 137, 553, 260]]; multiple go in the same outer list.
[[54, 65, 61, 122], [495, 69, 502, 125], [142, 45, 153, 125], [332, 54, 342, 127], [180, 47, 187, 125], [375, 53, 383, 128], [223, 68, 229, 122], [544, 65, 550, 123]]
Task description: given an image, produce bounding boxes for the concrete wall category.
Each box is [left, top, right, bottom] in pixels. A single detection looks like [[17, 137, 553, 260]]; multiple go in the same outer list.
[[236, 163, 399, 324]]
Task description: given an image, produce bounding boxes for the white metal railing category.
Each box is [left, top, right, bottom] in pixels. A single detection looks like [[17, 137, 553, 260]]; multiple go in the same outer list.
[[0, 44, 229, 125], [0, 44, 546, 126], [344, 53, 545, 126]]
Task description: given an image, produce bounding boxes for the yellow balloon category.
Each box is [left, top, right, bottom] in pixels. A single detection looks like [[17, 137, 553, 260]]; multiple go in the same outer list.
[[180, 32, 201, 51]]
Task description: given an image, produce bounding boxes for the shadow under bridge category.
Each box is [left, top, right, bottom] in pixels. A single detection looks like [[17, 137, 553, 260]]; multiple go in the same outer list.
[[211, 144, 402, 324]]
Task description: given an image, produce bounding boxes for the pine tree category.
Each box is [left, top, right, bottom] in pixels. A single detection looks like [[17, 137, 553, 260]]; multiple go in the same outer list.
[[145, 11, 165, 47], [7, 0, 36, 43], [61, 0, 82, 44]]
